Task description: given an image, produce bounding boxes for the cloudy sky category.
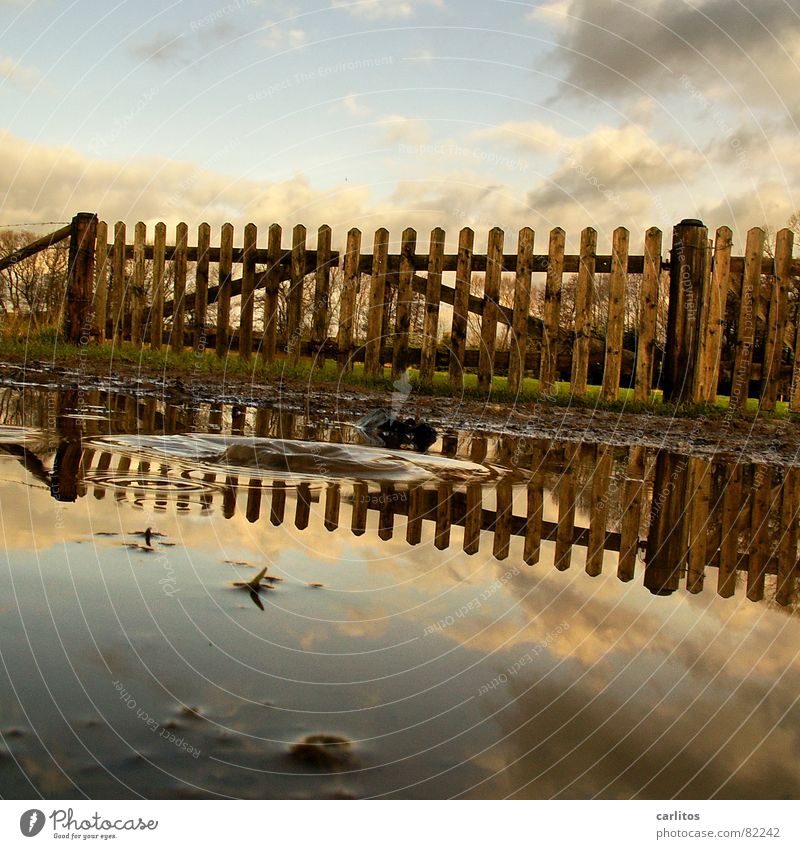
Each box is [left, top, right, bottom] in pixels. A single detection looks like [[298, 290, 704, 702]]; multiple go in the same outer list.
[[1, 0, 799, 250]]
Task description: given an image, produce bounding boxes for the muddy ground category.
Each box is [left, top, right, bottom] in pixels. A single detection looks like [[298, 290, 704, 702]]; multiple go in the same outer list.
[[2, 358, 799, 466]]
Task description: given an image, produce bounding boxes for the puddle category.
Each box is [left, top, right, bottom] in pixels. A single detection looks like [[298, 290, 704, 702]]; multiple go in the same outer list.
[[0, 384, 798, 799]]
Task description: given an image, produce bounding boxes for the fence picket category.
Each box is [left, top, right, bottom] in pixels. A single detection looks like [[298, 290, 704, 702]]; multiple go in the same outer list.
[[634, 227, 661, 402], [111, 221, 126, 342], [601, 227, 629, 400], [131, 222, 146, 345], [762, 228, 793, 410], [449, 227, 474, 388], [93, 221, 109, 341], [216, 223, 233, 357], [393, 227, 416, 378], [312, 224, 332, 368], [571, 227, 596, 397], [478, 227, 504, 392], [262, 223, 282, 363], [419, 228, 444, 387], [540, 227, 565, 395], [508, 227, 534, 396], [731, 227, 765, 409], [239, 223, 257, 360], [194, 223, 211, 351], [365, 228, 389, 377], [337, 227, 361, 372]]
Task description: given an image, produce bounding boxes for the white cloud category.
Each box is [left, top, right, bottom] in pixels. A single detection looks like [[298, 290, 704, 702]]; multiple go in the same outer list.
[[331, 0, 443, 20], [342, 93, 368, 116], [379, 115, 430, 144], [261, 24, 306, 50], [526, 0, 569, 23], [469, 121, 570, 154], [0, 55, 40, 87]]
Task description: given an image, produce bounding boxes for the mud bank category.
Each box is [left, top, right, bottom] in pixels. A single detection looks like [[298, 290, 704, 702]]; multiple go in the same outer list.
[[2, 358, 799, 466]]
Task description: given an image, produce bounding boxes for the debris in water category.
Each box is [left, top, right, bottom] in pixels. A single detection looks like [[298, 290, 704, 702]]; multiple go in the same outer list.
[[289, 734, 355, 769]]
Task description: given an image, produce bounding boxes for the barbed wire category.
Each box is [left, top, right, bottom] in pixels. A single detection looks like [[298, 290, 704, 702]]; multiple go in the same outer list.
[[0, 220, 70, 229]]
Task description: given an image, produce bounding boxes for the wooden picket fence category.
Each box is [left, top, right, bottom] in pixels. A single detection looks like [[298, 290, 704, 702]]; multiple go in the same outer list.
[[2, 213, 799, 407]]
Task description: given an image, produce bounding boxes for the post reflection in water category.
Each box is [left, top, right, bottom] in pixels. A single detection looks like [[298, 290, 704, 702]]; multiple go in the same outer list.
[[0, 385, 799, 800], [4, 386, 794, 608]]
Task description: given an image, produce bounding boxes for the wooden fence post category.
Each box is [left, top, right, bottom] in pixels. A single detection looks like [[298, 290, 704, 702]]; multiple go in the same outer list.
[[730, 227, 765, 410], [64, 212, 98, 344], [336, 227, 361, 372], [601, 226, 629, 400], [393, 227, 416, 378], [508, 227, 534, 396], [194, 223, 211, 351], [111, 221, 126, 342], [171, 223, 188, 352], [216, 223, 234, 357], [701, 226, 732, 404], [365, 228, 389, 378], [312, 224, 332, 368], [93, 220, 109, 342], [419, 227, 445, 387], [449, 227, 474, 389], [634, 227, 662, 402], [761, 228, 794, 410], [287, 224, 307, 366], [662, 218, 709, 404], [644, 451, 688, 595], [239, 222, 257, 361], [539, 227, 565, 396], [130, 221, 145, 345], [478, 227, 504, 392], [150, 223, 166, 350], [571, 227, 596, 397], [261, 223, 282, 363]]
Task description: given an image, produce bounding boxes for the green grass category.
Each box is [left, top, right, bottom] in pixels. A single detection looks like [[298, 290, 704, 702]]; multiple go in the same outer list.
[[0, 329, 795, 421]]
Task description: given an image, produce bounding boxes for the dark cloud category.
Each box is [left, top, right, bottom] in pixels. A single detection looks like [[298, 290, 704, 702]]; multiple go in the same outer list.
[[543, 0, 800, 116]]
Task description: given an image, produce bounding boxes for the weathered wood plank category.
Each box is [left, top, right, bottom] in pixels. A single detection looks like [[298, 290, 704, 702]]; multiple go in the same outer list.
[[449, 227, 474, 388], [634, 227, 661, 402], [194, 223, 211, 350], [617, 444, 645, 582], [337, 227, 361, 372], [492, 478, 513, 561], [93, 221, 109, 341], [216, 223, 233, 357], [464, 480, 482, 555], [419, 228, 444, 387], [261, 223, 282, 363], [586, 445, 612, 576], [523, 442, 546, 565], [508, 227, 534, 396], [601, 227, 629, 400], [393, 227, 416, 379], [239, 222, 257, 361], [731, 227, 765, 409], [539, 227, 565, 396], [365, 228, 390, 377], [761, 228, 793, 410], [703, 227, 732, 404], [171, 222, 188, 352], [0, 223, 72, 272], [776, 467, 799, 606], [111, 221, 126, 342], [685, 456, 712, 593], [555, 443, 579, 571], [435, 482, 453, 550], [478, 227, 504, 392], [312, 224, 333, 368], [746, 465, 772, 601], [130, 222, 146, 345], [571, 227, 597, 397], [287, 224, 307, 366], [150, 223, 166, 349]]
